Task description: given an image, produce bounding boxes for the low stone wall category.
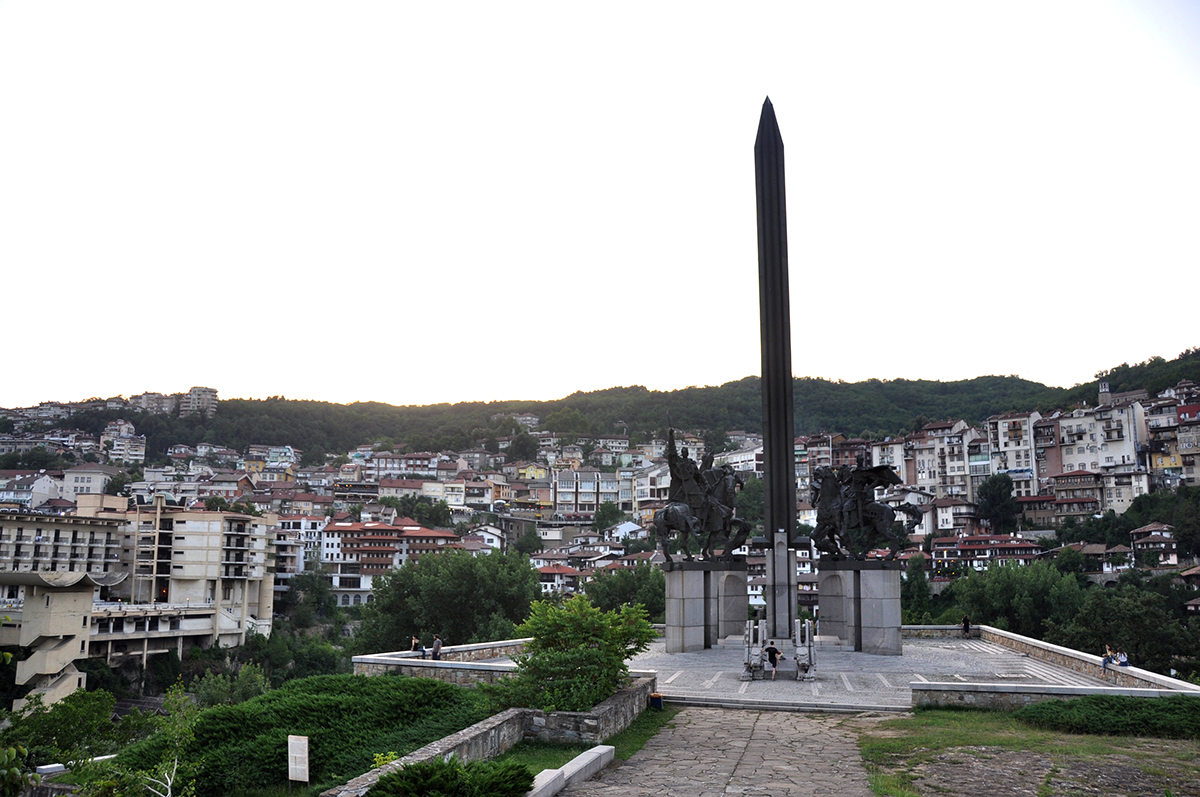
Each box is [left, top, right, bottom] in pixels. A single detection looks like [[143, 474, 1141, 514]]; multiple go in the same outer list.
[[524, 676, 657, 745], [354, 658, 518, 687], [354, 638, 529, 668], [979, 626, 1200, 693], [902, 625, 979, 639], [913, 682, 1187, 711], [352, 639, 529, 685], [320, 676, 656, 797]]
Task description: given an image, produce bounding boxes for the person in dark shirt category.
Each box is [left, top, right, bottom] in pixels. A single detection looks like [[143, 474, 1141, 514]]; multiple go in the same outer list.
[[431, 634, 443, 660], [762, 642, 784, 681], [411, 634, 426, 659]]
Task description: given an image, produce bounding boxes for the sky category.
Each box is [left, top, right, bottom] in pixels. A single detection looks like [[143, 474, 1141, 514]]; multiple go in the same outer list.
[[3, 1, 1199, 409]]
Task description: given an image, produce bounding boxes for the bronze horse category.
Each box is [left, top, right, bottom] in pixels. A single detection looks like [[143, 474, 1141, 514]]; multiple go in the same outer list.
[[809, 465, 922, 559], [652, 502, 702, 563]]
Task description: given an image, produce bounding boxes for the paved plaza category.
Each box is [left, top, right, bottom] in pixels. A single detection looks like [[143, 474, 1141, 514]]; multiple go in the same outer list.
[[553, 638, 1111, 795], [560, 707, 875, 797], [629, 636, 1110, 712]]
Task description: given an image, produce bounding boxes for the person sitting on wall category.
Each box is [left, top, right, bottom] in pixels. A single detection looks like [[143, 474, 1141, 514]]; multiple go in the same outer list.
[[1117, 648, 1129, 667], [1102, 643, 1116, 672], [412, 634, 426, 659]]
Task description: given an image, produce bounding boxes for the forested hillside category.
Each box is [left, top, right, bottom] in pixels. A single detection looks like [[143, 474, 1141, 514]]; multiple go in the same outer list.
[[59, 348, 1200, 463]]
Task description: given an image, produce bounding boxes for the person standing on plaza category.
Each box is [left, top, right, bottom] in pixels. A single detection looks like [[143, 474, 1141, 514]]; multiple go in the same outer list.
[[431, 634, 443, 661]]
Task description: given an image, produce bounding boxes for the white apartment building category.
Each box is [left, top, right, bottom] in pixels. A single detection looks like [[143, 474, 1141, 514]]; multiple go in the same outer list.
[[552, 469, 634, 515], [0, 495, 274, 708], [180, 386, 219, 417], [988, 411, 1040, 497]]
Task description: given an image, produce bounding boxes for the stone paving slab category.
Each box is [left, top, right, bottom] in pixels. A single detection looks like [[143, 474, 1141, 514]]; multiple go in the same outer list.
[[558, 707, 874, 797], [628, 638, 1110, 712]]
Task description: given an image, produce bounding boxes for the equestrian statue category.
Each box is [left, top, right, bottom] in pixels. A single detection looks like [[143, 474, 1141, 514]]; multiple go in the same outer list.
[[652, 426, 750, 563], [808, 453, 923, 560]]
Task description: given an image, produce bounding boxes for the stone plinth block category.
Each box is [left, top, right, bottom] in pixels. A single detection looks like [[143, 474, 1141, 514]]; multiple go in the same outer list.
[[817, 557, 903, 656], [664, 560, 748, 653]]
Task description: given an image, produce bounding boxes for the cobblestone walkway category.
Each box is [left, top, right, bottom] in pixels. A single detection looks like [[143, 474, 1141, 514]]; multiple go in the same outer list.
[[559, 707, 874, 797]]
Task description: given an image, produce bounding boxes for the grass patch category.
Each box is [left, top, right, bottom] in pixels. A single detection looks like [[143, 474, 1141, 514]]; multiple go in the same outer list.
[[857, 706, 1200, 797], [495, 703, 683, 773], [867, 770, 920, 797]]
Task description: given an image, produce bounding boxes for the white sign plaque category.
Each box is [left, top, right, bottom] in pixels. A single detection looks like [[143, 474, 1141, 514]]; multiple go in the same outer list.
[[288, 735, 309, 783]]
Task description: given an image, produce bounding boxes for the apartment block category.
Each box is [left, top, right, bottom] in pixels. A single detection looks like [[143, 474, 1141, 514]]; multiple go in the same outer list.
[[0, 496, 273, 708], [180, 386, 219, 418]]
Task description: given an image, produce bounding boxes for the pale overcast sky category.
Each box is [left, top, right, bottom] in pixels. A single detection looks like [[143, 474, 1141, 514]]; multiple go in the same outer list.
[[2, 1, 1198, 409]]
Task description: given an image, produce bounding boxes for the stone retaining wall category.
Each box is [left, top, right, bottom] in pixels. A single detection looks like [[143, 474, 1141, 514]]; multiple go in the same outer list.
[[912, 682, 1187, 710], [524, 676, 657, 744], [352, 639, 529, 685], [320, 676, 656, 797], [901, 625, 979, 639], [354, 658, 518, 686], [979, 625, 1200, 693]]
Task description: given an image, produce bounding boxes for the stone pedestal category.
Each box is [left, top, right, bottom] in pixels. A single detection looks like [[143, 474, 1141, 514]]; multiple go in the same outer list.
[[664, 560, 748, 653], [764, 530, 797, 642], [817, 558, 902, 655]]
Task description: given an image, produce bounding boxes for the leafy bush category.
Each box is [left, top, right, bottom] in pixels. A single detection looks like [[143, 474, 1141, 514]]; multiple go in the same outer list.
[[483, 595, 655, 712], [0, 689, 154, 767], [367, 757, 533, 797], [1013, 695, 1200, 739]]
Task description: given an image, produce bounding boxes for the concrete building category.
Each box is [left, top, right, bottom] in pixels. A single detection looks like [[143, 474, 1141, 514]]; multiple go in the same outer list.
[[988, 411, 1040, 497], [60, 463, 126, 502], [180, 386, 219, 418], [0, 496, 274, 708]]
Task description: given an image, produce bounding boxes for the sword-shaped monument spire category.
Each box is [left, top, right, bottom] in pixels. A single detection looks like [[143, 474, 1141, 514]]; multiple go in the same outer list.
[[755, 97, 798, 640]]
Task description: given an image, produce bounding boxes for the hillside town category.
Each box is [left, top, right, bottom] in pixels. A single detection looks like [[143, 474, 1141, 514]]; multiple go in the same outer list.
[[1, 377, 1199, 708]]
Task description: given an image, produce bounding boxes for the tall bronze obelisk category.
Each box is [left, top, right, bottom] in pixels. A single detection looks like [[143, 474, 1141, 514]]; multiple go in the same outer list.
[[755, 97, 798, 641]]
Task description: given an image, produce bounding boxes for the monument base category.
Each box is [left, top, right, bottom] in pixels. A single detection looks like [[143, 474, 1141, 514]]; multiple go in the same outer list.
[[817, 558, 902, 656], [664, 560, 748, 653]]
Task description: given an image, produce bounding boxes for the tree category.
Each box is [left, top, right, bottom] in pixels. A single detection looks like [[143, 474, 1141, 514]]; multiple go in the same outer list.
[[353, 550, 541, 654], [283, 569, 337, 628], [191, 663, 268, 707], [513, 528, 543, 555], [583, 564, 666, 621], [542, 407, 590, 435], [592, 501, 625, 532], [204, 496, 231, 512], [736, 476, 765, 524], [105, 471, 133, 496], [1053, 547, 1087, 576], [976, 474, 1019, 532], [507, 432, 540, 462], [1046, 586, 1195, 675], [946, 561, 1085, 639], [900, 553, 931, 622]]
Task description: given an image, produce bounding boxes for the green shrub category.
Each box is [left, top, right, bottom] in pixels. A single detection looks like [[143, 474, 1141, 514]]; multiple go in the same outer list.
[[482, 595, 655, 712], [1013, 695, 1200, 739], [367, 757, 533, 797]]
